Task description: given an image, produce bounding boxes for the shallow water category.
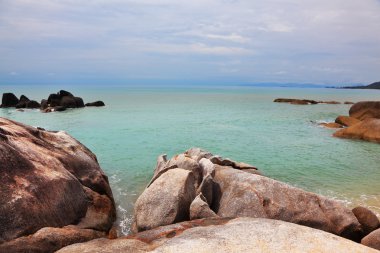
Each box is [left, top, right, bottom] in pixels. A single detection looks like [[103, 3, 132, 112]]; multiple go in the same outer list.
[[1, 85, 380, 234]]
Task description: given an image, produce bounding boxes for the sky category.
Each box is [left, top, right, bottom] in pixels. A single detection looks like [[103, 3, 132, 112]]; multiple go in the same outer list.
[[1, 0, 380, 86]]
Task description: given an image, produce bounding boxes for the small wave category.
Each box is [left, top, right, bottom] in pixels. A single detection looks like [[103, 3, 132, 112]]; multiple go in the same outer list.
[[118, 205, 133, 235]]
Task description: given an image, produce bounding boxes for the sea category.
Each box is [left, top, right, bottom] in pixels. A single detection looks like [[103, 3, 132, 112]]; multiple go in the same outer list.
[[1, 84, 379, 234]]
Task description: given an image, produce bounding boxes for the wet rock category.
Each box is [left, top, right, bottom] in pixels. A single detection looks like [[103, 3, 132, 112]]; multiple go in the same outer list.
[[333, 118, 380, 143], [319, 122, 344, 129], [335, 115, 361, 127]]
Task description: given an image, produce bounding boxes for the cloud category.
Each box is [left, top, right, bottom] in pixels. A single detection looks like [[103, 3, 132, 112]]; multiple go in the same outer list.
[[0, 0, 380, 84]]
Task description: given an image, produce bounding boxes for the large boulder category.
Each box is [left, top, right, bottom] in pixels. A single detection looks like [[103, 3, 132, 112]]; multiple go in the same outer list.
[[335, 115, 361, 127], [352, 206, 380, 236], [362, 228, 380, 251], [133, 168, 196, 232], [0, 117, 116, 252], [189, 194, 218, 220], [26, 100, 41, 109], [1, 93, 19, 107], [212, 166, 362, 241], [56, 218, 378, 253], [333, 118, 380, 143], [15, 95, 30, 108], [349, 101, 380, 120]]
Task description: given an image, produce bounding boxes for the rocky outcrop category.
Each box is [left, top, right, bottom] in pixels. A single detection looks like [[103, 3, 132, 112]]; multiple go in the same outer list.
[[335, 115, 360, 127], [274, 98, 343, 105], [352, 207, 380, 236], [56, 218, 378, 253], [319, 122, 344, 129], [189, 194, 218, 220], [349, 101, 380, 120], [333, 118, 380, 143], [85, 101, 105, 107], [362, 228, 380, 251], [0, 117, 116, 252]]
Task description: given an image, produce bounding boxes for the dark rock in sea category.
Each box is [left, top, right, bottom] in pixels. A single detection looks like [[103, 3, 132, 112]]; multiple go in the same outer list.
[[58, 90, 74, 98], [274, 98, 318, 105], [1, 93, 19, 107], [0, 117, 116, 252], [26, 100, 41, 109], [345, 101, 355, 104], [74, 97, 85, 107], [321, 101, 341, 104], [56, 218, 377, 253], [349, 101, 380, 120], [333, 118, 380, 143], [362, 228, 380, 251], [352, 206, 380, 236], [40, 99, 48, 109], [60, 96, 79, 108], [47, 93, 61, 107], [15, 95, 30, 108], [85, 101, 105, 107], [335, 115, 360, 127]]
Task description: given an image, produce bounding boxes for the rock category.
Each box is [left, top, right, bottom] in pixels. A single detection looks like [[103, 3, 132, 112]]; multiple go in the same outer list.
[[133, 168, 196, 232], [47, 93, 61, 107], [57, 218, 378, 253], [190, 193, 218, 220], [85, 101, 105, 107], [0, 226, 105, 253], [184, 147, 213, 162], [0, 117, 116, 251], [212, 166, 362, 241], [333, 118, 380, 143], [199, 158, 215, 177], [41, 99, 48, 109], [1, 93, 19, 107], [152, 154, 168, 178], [345, 101, 355, 104], [53, 106, 67, 112], [233, 161, 258, 170], [319, 122, 344, 129], [352, 206, 380, 235], [196, 174, 214, 205], [166, 154, 203, 187], [335, 115, 361, 127], [26, 100, 41, 109], [362, 228, 380, 251], [274, 98, 318, 105], [15, 95, 30, 108], [58, 90, 74, 98], [209, 155, 235, 167], [74, 97, 85, 107], [349, 101, 380, 120], [321, 101, 341, 104]]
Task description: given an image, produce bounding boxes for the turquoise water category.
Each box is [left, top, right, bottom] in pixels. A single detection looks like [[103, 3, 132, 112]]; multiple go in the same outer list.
[[1, 85, 380, 233]]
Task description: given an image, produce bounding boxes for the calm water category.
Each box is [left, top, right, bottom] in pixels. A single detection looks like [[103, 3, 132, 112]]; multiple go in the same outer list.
[[1, 85, 380, 234]]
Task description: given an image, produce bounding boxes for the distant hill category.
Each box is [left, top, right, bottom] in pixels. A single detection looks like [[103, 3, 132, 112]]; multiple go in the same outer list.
[[342, 81, 380, 89]]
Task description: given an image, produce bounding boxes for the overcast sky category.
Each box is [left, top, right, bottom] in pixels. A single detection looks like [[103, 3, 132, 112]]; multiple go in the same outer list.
[[1, 0, 380, 85]]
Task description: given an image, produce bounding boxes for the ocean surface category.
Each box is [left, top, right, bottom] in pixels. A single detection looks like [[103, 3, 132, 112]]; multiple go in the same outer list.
[[1, 85, 380, 234]]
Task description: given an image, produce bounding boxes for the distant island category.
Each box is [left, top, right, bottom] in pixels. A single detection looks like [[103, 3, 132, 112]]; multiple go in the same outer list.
[[341, 81, 380, 89]]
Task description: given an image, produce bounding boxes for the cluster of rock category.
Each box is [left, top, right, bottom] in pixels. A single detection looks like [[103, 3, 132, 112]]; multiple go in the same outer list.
[[0, 90, 105, 113], [274, 98, 353, 105], [0, 117, 116, 253], [58, 148, 380, 252], [319, 101, 380, 143]]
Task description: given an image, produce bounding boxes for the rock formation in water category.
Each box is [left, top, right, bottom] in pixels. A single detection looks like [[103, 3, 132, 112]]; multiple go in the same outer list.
[[274, 98, 342, 105], [0, 117, 116, 253], [0, 90, 105, 113], [57, 148, 379, 252]]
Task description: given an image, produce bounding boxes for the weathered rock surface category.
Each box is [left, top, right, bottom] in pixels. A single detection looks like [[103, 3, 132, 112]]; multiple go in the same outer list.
[[133, 168, 196, 232], [362, 228, 380, 251], [333, 118, 380, 143], [85, 101, 106, 107], [349, 101, 380, 120], [1, 93, 19, 107], [57, 218, 378, 253], [352, 206, 380, 236], [212, 166, 362, 240], [335, 115, 361, 127], [0, 117, 116, 252], [190, 194, 218, 220]]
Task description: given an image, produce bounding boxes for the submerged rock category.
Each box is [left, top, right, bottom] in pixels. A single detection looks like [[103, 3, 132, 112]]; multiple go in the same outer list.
[[349, 101, 380, 120], [0, 117, 116, 252], [333, 118, 380, 143], [85, 101, 105, 107], [56, 218, 377, 253]]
